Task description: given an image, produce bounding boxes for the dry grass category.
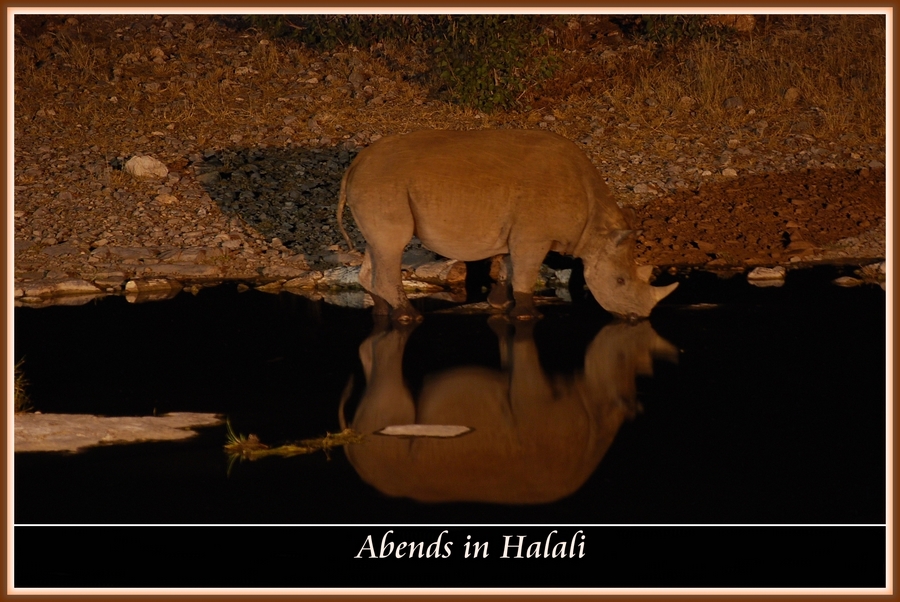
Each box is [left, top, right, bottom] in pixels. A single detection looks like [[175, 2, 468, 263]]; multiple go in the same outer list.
[[538, 14, 885, 149], [14, 14, 885, 164], [14, 359, 32, 414]]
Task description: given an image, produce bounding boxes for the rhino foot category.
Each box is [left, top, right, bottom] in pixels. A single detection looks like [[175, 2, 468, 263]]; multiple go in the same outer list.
[[487, 282, 512, 310], [392, 306, 423, 324], [509, 292, 543, 321]]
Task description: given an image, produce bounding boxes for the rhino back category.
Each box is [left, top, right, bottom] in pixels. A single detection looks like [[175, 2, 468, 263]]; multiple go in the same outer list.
[[346, 130, 616, 260]]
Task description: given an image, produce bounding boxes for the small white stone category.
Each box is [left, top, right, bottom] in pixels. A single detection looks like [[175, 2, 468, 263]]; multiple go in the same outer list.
[[124, 156, 168, 179]]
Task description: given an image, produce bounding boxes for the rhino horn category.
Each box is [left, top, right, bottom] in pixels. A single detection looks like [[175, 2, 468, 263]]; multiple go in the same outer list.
[[636, 265, 654, 283], [653, 281, 679, 302]]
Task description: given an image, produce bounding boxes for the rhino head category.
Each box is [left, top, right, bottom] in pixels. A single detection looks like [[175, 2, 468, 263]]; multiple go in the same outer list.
[[581, 229, 678, 320]]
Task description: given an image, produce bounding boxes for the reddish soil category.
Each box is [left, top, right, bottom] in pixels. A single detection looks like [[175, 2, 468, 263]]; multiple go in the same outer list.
[[632, 167, 886, 267]]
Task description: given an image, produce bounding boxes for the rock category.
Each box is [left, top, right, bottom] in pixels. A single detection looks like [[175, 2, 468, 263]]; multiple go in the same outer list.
[[154, 194, 178, 205], [124, 155, 169, 179], [15, 412, 222, 453], [319, 265, 361, 288], [125, 278, 183, 292], [554, 269, 572, 286], [107, 246, 160, 260], [283, 271, 324, 289], [41, 244, 82, 257], [53, 279, 102, 295], [142, 263, 222, 278], [15, 239, 33, 253], [157, 247, 217, 262], [195, 171, 220, 185], [747, 266, 786, 286], [92, 272, 127, 288], [783, 87, 801, 104], [376, 424, 472, 438], [255, 281, 283, 293], [261, 265, 308, 279], [412, 259, 467, 286], [316, 290, 373, 309], [723, 96, 744, 109], [722, 168, 738, 177], [401, 248, 437, 269], [832, 276, 863, 287], [22, 279, 100, 297]]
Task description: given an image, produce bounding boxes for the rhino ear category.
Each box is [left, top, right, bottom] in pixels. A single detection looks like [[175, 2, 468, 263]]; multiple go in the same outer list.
[[636, 265, 654, 283], [621, 206, 638, 229], [610, 229, 636, 246]]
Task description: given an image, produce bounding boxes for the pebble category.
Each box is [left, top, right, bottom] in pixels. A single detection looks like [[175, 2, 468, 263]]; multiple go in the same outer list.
[[12, 15, 885, 307], [124, 156, 169, 179]]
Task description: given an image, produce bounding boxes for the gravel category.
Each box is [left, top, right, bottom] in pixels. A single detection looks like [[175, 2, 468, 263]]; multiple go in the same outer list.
[[13, 14, 887, 305]]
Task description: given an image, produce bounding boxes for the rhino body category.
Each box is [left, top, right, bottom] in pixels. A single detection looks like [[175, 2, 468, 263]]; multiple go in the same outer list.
[[337, 129, 677, 321], [340, 317, 678, 504]]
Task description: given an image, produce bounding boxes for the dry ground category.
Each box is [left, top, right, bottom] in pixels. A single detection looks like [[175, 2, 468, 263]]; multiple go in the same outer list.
[[13, 13, 887, 280]]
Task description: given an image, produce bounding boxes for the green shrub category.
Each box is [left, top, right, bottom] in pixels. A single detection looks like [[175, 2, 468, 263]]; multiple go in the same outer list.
[[637, 15, 725, 45], [245, 15, 560, 112]]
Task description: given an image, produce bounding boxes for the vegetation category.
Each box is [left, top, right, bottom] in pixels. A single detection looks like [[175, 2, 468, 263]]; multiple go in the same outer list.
[[13, 14, 885, 172], [225, 419, 364, 472], [14, 358, 32, 413], [245, 15, 560, 112]]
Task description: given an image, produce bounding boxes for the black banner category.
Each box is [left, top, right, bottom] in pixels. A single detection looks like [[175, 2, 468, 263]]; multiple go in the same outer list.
[[14, 525, 885, 590]]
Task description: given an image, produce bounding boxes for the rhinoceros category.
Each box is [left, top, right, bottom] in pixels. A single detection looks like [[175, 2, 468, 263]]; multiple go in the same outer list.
[[340, 317, 678, 504], [337, 129, 677, 322]]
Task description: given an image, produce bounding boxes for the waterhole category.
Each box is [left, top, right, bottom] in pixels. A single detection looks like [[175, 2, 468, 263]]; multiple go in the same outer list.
[[12, 265, 886, 588]]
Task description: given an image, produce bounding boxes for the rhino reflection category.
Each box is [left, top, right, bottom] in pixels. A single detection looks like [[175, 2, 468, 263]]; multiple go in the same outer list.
[[341, 317, 678, 504]]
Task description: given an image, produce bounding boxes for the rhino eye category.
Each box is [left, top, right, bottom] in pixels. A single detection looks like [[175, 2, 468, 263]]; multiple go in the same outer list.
[[616, 277, 625, 285]]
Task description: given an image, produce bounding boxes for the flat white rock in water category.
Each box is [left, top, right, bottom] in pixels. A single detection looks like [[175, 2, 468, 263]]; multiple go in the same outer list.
[[376, 424, 473, 438], [15, 412, 222, 452], [747, 266, 786, 287]]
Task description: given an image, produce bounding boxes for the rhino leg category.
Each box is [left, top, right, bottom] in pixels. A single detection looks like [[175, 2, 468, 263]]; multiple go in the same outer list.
[[359, 244, 422, 323], [487, 255, 512, 309], [508, 241, 550, 320]]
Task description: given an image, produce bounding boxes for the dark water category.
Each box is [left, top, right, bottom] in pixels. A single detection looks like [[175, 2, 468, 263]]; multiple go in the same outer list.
[[14, 266, 886, 527]]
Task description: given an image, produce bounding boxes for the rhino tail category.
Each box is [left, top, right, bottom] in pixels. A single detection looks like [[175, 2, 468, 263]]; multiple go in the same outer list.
[[336, 170, 355, 252]]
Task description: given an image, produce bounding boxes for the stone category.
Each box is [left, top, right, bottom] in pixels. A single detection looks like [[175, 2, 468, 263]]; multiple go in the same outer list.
[[15, 412, 222, 453], [722, 168, 738, 178], [832, 276, 863, 287], [142, 263, 222, 278], [261, 265, 309, 279], [124, 155, 169, 179], [283, 271, 324, 289], [53, 279, 102, 295], [255, 281, 284, 293], [41, 244, 81, 257], [783, 87, 801, 104], [125, 278, 183, 292], [412, 259, 467, 286], [747, 266, 786, 282], [107, 246, 160, 259], [195, 171, 221, 185], [722, 96, 744, 109], [376, 424, 472, 438], [22, 279, 100, 297], [319, 266, 361, 288], [154, 194, 178, 205], [158, 248, 209, 262]]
